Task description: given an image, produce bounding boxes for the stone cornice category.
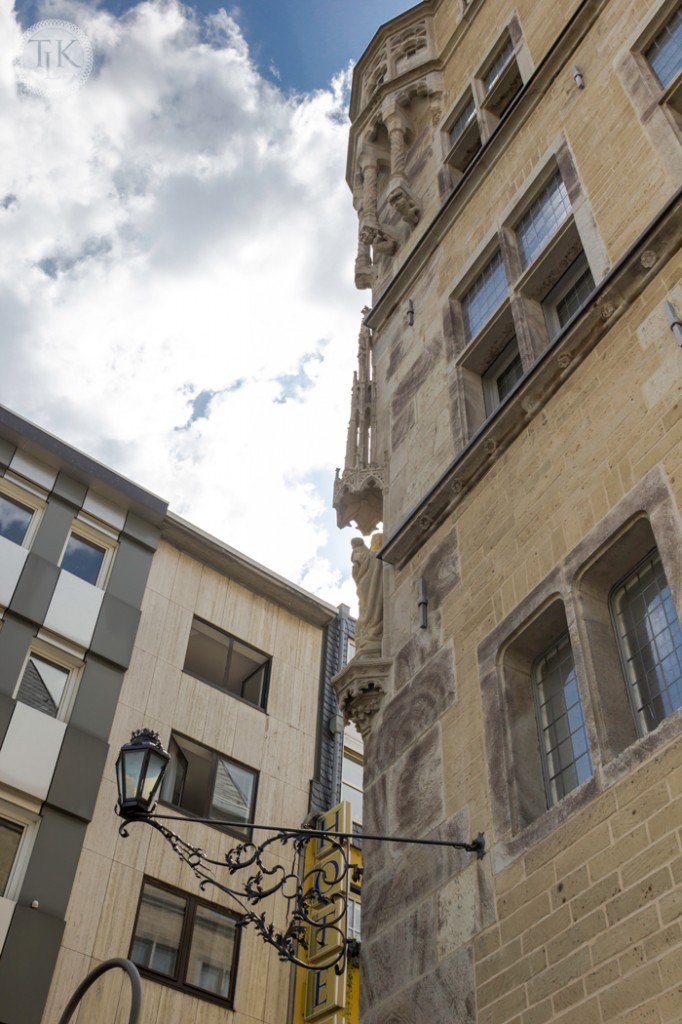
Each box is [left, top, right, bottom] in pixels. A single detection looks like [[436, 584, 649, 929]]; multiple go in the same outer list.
[[378, 187, 682, 569]]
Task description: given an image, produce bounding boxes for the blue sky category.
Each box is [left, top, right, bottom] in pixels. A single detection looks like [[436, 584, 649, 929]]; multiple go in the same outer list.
[[3, 0, 408, 608], [16, 0, 415, 90]]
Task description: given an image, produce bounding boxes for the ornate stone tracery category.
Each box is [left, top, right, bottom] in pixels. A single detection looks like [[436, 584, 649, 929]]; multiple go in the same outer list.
[[334, 311, 385, 535]]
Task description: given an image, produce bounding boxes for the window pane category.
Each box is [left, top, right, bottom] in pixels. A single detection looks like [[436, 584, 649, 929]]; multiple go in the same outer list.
[[612, 551, 682, 733], [556, 265, 595, 327], [533, 634, 593, 806], [184, 619, 269, 709], [517, 172, 571, 268], [0, 494, 33, 545], [462, 251, 507, 340], [186, 905, 236, 998], [131, 883, 186, 979], [646, 7, 682, 86], [484, 37, 514, 92], [347, 898, 361, 940], [0, 817, 23, 896], [342, 752, 363, 825], [495, 351, 523, 405], [449, 94, 476, 145], [16, 655, 69, 718], [211, 759, 255, 829], [61, 534, 106, 585]]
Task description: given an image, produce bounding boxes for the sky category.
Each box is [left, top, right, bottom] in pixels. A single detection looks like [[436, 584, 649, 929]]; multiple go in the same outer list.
[[2, 0, 413, 610]]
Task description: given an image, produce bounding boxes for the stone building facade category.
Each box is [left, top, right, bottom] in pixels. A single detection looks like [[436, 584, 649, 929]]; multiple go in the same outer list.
[[334, 1, 682, 1022]]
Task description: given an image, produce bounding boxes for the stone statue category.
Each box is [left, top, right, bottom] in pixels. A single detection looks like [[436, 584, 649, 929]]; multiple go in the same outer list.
[[351, 533, 383, 657]]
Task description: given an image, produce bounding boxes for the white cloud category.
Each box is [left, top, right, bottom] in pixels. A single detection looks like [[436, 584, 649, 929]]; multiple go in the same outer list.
[[0, 0, 363, 611]]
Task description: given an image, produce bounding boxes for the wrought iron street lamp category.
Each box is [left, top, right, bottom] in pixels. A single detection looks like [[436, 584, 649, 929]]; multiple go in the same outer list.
[[115, 728, 485, 974]]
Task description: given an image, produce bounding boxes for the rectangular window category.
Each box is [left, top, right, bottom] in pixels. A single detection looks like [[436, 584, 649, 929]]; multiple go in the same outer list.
[[60, 533, 107, 585], [532, 634, 593, 807], [517, 171, 571, 269], [0, 817, 23, 897], [0, 803, 38, 901], [611, 550, 682, 735], [482, 340, 523, 415], [445, 90, 482, 172], [483, 37, 514, 93], [183, 617, 270, 709], [341, 750, 363, 832], [161, 733, 257, 838], [461, 251, 508, 341], [15, 653, 72, 719], [646, 5, 682, 86], [347, 896, 361, 941], [0, 493, 34, 546], [542, 253, 595, 338], [130, 879, 240, 1005]]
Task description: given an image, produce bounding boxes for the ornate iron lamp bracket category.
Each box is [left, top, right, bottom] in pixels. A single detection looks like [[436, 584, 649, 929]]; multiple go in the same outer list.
[[117, 812, 485, 974]]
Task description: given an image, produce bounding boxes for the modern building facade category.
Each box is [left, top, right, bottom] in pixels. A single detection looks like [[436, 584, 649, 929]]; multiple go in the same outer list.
[[334, 1, 682, 1022], [0, 403, 353, 1024]]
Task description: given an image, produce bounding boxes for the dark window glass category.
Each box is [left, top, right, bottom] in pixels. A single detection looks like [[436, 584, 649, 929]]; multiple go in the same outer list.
[[184, 617, 270, 709], [611, 550, 682, 734], [532, 634, 593, 806], [16, 654, 69, 718], [161, 734, 257, 838], [0, 817, 23, 896], [130, 880, 240, 1004], [0, 494, 33, 545], [461, 251, 508, 340], [646, 7, 682, 87], [61, 534, 106, 585]]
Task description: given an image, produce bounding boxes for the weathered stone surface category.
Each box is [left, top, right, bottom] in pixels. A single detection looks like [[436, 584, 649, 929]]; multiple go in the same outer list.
[[362, 808, 473, 929], [361, 897, 438, 1006], [389, 725, 444, 836], [362, 946, 476, 1024], [421, 527, 460, 606], [394, 609, 442, 689], [373, 644, 456, 768]]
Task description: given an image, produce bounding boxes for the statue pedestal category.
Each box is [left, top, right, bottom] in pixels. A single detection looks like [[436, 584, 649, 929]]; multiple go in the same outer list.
[[332, 657, 392, 739]]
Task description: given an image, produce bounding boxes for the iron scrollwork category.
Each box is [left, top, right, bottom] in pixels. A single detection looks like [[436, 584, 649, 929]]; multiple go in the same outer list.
[[118, 815, 357, 973]]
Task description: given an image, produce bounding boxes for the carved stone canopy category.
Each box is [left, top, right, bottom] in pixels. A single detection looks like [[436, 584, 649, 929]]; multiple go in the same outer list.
[[332, 658, 392, 739]]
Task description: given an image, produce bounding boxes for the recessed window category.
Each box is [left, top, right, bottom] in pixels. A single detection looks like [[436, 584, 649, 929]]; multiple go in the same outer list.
[[532, 634, 593, 807], [483, 37, 514, 92], [0, 817, 23, 896], [130, 879, 240, 1005], [0, 803, 38, 901], [0, 493, 34, 546], [445, 90, 482, 172], [482, 340, 523, 415], [183, 617, 271, 709], [161, 733, 257, 838], [60, 533, 107, 585], [611, 550, 682, 735], [347, 896, 362, 941], [542, 253, 595, 338], [646, 5, 682, 86], [462, 251, 508, 341], [517, 171, 571, 268], [15, 653, 72, 719], [341, 750, 363, 832]]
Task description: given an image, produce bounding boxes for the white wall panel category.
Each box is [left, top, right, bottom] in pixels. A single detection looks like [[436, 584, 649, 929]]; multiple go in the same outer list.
[[43, 573, 104, 648]]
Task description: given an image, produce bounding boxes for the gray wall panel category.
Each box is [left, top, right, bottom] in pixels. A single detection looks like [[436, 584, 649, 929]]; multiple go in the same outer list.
[[106, 537, 154, 607], [9, 555, 59, 623], [48, 726, 109, 822], [52, 472, 87, 507], [69, 657, 124, 741], [90, 595, 141, 669], [0, 905, 64, 1024], [19, 808, 86, 919], [0, 615, 36, 697], [30, 497, 75, 562], [0, 693, 13, 745], [123, 511, 162, 549], [0, 438, 15, 469]]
